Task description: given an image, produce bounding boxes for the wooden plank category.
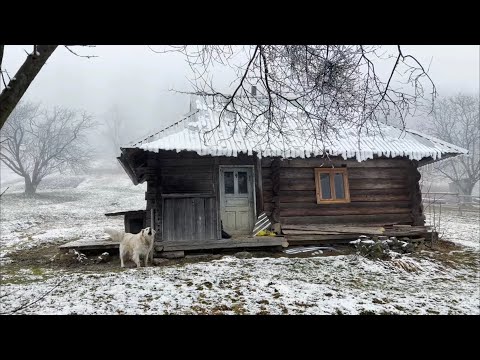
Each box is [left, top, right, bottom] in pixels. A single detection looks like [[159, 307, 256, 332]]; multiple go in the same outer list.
[[186, 198, 195, 242], [161, 193, 214, 198], [349, 179, 408, 190], [205, 197, 216, 240], [59, 239, 120, 251], [279, 179, 314, 191], [218, 156, 255, 165], [284, 230, 356, 235], [255, 155, 264, 214], [271, 158, 281, 223], [213, 158, 221, 240], [193, 198, 205, 241], [159, 166, 213, 174], [155, 200, 163, 241], [263, 178, 272, 190], [280, 207, 411, 217], [158, 237, 286, 251], [348, 168, 409, 180], [286, 234, 360, 241], [277, 179, 408, 192], [282, 224, 385, 234], [161, 179, 214, 193], [264, 203, 274, 212], [154, 158, 215, 167], [350, 194, 410, 202], [105, 210, 145, 217], [165, 198, 175, 242], [280, 201, 410, 209], [279, 167, 408, 180], [262, 168, 272, 178], [281, 214, 412, 225], [279, 158, 412, 168]]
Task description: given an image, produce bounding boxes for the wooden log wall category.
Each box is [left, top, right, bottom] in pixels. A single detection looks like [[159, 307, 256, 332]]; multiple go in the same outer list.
[[409, 161, 426, 226], [261, 157, 424, 227], [130, 149, 426, 241]]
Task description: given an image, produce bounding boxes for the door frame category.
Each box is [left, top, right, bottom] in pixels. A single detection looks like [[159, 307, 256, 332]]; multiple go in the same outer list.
[[218, 165, 257, 233]]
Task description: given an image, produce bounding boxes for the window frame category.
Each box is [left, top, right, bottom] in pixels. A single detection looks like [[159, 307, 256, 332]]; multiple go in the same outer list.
[[314, 168, 351, 204]]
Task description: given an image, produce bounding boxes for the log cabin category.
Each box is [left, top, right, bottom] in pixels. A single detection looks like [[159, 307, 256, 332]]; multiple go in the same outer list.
[[116, 97, 468, 254]]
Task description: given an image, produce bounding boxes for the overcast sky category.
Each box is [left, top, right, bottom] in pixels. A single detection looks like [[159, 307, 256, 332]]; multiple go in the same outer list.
[[2, 45, 479, 141]]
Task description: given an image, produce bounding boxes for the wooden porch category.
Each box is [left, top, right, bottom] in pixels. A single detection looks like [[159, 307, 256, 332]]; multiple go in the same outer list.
[[59, 236, 287, 253]]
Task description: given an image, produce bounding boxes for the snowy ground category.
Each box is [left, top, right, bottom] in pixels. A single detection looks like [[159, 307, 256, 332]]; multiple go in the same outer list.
[[0, 166, 146, 262], [1, 168, 479, 315]]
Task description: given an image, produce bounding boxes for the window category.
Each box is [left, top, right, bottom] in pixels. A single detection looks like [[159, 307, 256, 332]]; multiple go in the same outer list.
[[314, 168, 350, 204], [224, 171, 234, 194]]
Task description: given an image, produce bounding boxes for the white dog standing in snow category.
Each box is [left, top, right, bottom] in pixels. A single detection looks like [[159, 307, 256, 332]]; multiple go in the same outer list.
[[105, 227, 156, 268]]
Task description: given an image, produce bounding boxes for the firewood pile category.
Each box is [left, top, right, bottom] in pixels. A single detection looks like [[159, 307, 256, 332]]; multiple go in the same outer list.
[[350, 235, 425, 259]]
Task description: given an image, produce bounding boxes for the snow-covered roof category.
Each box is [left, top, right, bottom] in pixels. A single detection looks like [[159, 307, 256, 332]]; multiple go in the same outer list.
[[125, 99, 467, 163]]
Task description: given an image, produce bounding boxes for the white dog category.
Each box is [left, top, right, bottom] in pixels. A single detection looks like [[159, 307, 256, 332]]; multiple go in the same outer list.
[[105, 227, 156, 268]]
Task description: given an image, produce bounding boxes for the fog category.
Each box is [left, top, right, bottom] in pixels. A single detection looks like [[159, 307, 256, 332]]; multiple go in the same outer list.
[[1, 45, 479, 159]]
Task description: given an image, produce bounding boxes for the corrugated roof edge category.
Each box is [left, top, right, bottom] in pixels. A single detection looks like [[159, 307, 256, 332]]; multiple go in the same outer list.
[[127, 110, 200, 148], [400, 127, 468, 155]]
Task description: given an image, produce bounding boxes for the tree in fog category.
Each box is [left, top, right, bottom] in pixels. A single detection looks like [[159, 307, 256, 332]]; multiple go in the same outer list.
[[0, 45, 95, 130], [0, 102, 95, 196], [151, 45, 436, 145], [428, 93, 479, 195], [101, 105, 127, 155]]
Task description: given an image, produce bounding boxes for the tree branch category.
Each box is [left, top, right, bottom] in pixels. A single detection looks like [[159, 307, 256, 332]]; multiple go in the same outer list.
[[0, 45, 58, 129]]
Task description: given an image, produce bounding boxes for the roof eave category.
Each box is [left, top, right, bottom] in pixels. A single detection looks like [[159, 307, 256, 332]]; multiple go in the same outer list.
[[118, 148, 140, 185], [418, 151, 468, 167]]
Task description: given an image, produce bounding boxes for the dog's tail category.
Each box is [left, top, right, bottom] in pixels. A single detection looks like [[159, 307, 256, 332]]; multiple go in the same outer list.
[[104, 228, 125, 242]]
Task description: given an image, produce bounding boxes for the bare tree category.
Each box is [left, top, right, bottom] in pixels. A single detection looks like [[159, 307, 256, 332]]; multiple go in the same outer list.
[[0, 45, 96, 130], [428, 93, 479, 196], [151, 45, 436, 146], [0, 102, 95, 196], [102, 105, 126, 155]]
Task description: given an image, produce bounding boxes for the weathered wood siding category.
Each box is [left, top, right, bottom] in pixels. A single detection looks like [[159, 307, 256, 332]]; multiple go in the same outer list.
[[134, 149, 425, 242], [141, 151, 257, 243], [162, 196, 217, 242], [261, 157, 423, 226]]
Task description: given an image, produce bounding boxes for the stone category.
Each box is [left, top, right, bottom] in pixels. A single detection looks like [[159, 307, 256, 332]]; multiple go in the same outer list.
[[272, 223, 282, 234], [152, 258, 170, 265], [95, 252, 110, 264], [234, 251, 253, 259]]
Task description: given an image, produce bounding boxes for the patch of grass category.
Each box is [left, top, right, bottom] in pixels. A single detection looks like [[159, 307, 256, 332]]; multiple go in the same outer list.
[[30, 267, 44, 276], [232, 302, 246, 315], [359, 310, 376, 315]]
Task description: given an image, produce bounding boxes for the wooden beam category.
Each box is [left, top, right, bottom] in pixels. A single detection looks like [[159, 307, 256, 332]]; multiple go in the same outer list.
[[156, 237, 286, 252], [254, 154, 264, 215], [271, 158, 281, 223], [281, 213, 413, 225]]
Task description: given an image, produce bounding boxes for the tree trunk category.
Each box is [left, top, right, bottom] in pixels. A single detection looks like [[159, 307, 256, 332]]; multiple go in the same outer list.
[[24, 177, 38, 196], [456, 179, 474, 196], [0, 45, 58, 130], [461, 182, 475, 197]]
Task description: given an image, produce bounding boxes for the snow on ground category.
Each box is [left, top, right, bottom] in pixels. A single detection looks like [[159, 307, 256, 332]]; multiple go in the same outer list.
[[0, 168, 146, 262], [0, 169, 479, 315], [425, 207, 480, 250], [1, 253, 478, 315]]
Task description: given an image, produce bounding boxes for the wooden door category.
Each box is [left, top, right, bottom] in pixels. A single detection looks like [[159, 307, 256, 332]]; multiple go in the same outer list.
[[219, 167, 255, 235]]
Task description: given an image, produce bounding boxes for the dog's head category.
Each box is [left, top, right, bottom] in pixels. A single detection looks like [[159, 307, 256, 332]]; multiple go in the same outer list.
[[142, 227, 156, 240]]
